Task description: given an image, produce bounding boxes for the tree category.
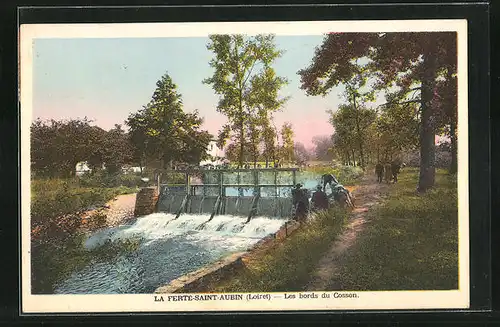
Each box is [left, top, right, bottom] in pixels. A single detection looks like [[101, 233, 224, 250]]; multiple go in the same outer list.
[[280, 122, 295, 163], [102, 124, 133, 174], [299, 32, 457, 192], [261, 121, 278, 167], [30, 117, 105, 178], [126, 72, 212, 169], [294, 142, 311, 165], [374, 101, 420, 162], [328, 105, 376, 166], [204, 34, 288, 167], [311, 135, 335, 161]]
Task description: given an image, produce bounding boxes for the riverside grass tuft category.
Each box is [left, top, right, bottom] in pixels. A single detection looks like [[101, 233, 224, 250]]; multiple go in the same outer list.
[[207, 207, 350, 293], [330, 168, 458, 291]]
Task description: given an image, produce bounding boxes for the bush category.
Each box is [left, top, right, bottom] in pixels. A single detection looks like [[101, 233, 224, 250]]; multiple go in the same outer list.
[[78, 171, 144, 188]]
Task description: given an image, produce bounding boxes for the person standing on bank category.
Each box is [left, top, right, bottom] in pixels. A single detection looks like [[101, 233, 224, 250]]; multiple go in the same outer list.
[[384, 162, 393, 184], [375, 162, 384, 183], [311, 185, 329, 212], [292, 184, 309, 222], [391, 161, 401, 183]]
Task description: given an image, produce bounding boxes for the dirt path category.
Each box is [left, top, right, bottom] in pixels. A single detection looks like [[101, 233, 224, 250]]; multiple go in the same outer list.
[[304, 173, 390, 291], [104, 193, 137, 226], [79, 193, 137, 231]]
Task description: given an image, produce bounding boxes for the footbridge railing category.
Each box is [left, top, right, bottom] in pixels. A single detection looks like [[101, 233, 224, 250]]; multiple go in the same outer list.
[[157, 168, 300, 222]]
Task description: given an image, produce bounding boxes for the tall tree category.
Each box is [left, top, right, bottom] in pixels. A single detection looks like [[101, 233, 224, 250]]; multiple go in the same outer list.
[[280, 122, 295, 163], [204, 34, 288, 167], [126, 72, 212, 169], [102, 124, 134, 174], [299, 32, 457, 192], [261, 121, 278, 167]]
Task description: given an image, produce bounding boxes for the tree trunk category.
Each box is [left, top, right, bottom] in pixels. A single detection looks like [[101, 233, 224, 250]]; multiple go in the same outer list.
[[449, 122, 457, 174], [417, 51, 438, 193], [352, 91, 365, 167]]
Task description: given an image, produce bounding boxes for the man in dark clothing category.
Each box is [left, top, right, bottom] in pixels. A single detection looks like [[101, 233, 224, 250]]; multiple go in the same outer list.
[[391, 161, 401, 183], [321, 173, 339, 192], [311, 185, 329, 212], [384, 163, 393, 183], [375, 163, 384, 183], [291, 183, 309, 221]]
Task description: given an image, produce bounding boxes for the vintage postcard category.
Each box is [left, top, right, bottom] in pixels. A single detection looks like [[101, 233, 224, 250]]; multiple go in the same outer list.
[[20, 19, 469, 313]]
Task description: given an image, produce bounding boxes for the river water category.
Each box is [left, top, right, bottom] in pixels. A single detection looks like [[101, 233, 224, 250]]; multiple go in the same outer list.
[[54, 213, 286, 294], [54, 171, 331, 294]]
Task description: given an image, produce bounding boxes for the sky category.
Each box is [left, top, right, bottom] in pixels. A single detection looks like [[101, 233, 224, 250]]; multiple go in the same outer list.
[[33, 36, 348, 149]]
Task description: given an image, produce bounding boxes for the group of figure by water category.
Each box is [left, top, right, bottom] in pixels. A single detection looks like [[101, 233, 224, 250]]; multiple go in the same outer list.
[[291, 173, 354, 222]]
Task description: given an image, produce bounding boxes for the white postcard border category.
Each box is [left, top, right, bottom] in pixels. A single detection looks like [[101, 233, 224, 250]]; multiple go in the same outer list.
[[20, 19, 469, 313]]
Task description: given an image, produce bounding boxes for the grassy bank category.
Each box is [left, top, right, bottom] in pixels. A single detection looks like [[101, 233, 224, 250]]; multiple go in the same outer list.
[[331, 168, 458, 290], [30, 176, 139, 294], [206, 207, 350, 293], [31, 178, 137, 227], [305, 165, 364, 186]]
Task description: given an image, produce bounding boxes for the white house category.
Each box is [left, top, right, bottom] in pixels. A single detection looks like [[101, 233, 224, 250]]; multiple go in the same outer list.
[[199, 140, 227, 167], [75, 161, 92, 176]]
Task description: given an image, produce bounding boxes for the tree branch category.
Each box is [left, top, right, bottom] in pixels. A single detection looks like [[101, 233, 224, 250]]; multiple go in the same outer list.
[[377, 99, 421, 109]]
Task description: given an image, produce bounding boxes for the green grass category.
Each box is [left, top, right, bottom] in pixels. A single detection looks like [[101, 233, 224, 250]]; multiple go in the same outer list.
[[30, 177, 140, 294], [331, 168, 458, 291], [305, 165, 364, 186], [31, 178, 138, 225], [206, 207, 350, 293]]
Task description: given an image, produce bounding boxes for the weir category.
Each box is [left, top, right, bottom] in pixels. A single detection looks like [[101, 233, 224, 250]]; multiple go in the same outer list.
[[157, 168, 298, 221]]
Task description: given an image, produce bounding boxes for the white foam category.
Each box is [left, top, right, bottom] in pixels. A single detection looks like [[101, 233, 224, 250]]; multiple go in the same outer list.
[[84, 212, 286, 251]]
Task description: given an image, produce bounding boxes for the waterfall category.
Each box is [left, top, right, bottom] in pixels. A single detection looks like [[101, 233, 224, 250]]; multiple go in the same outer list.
[[56, 213, 286, 295]]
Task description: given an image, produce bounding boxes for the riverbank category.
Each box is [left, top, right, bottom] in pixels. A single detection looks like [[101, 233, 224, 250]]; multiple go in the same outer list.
[[201, 207, 350, 293], [310, 168, 458, 291], [31, 178, 138, 294]]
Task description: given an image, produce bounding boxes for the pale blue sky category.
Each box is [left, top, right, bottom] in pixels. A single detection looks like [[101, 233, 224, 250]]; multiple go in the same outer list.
[[33, 36, 348, 148]]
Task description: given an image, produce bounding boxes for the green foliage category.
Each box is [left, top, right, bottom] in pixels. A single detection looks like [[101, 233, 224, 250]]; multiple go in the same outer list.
[[332, 169, 458, 290], [31, 119, 134, 178], [279, 122, 295, 163], [208, 207, 349, 292], [204, 34, 288, 166], [298, 32, 458, 191], [328, 104, 377, 166], [126, 72, 212, 169], [78, 171, 144, 188], [311, 135, 335, 161], [31, 178, 137, 233], [305, 165, 364, 186]]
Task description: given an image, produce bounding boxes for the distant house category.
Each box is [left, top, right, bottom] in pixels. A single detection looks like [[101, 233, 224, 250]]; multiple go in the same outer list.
[[199, 140, 227, 167], [122, 166, 143, 174], [76, 161, 143, 176], [75, 161, 92, 176]]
